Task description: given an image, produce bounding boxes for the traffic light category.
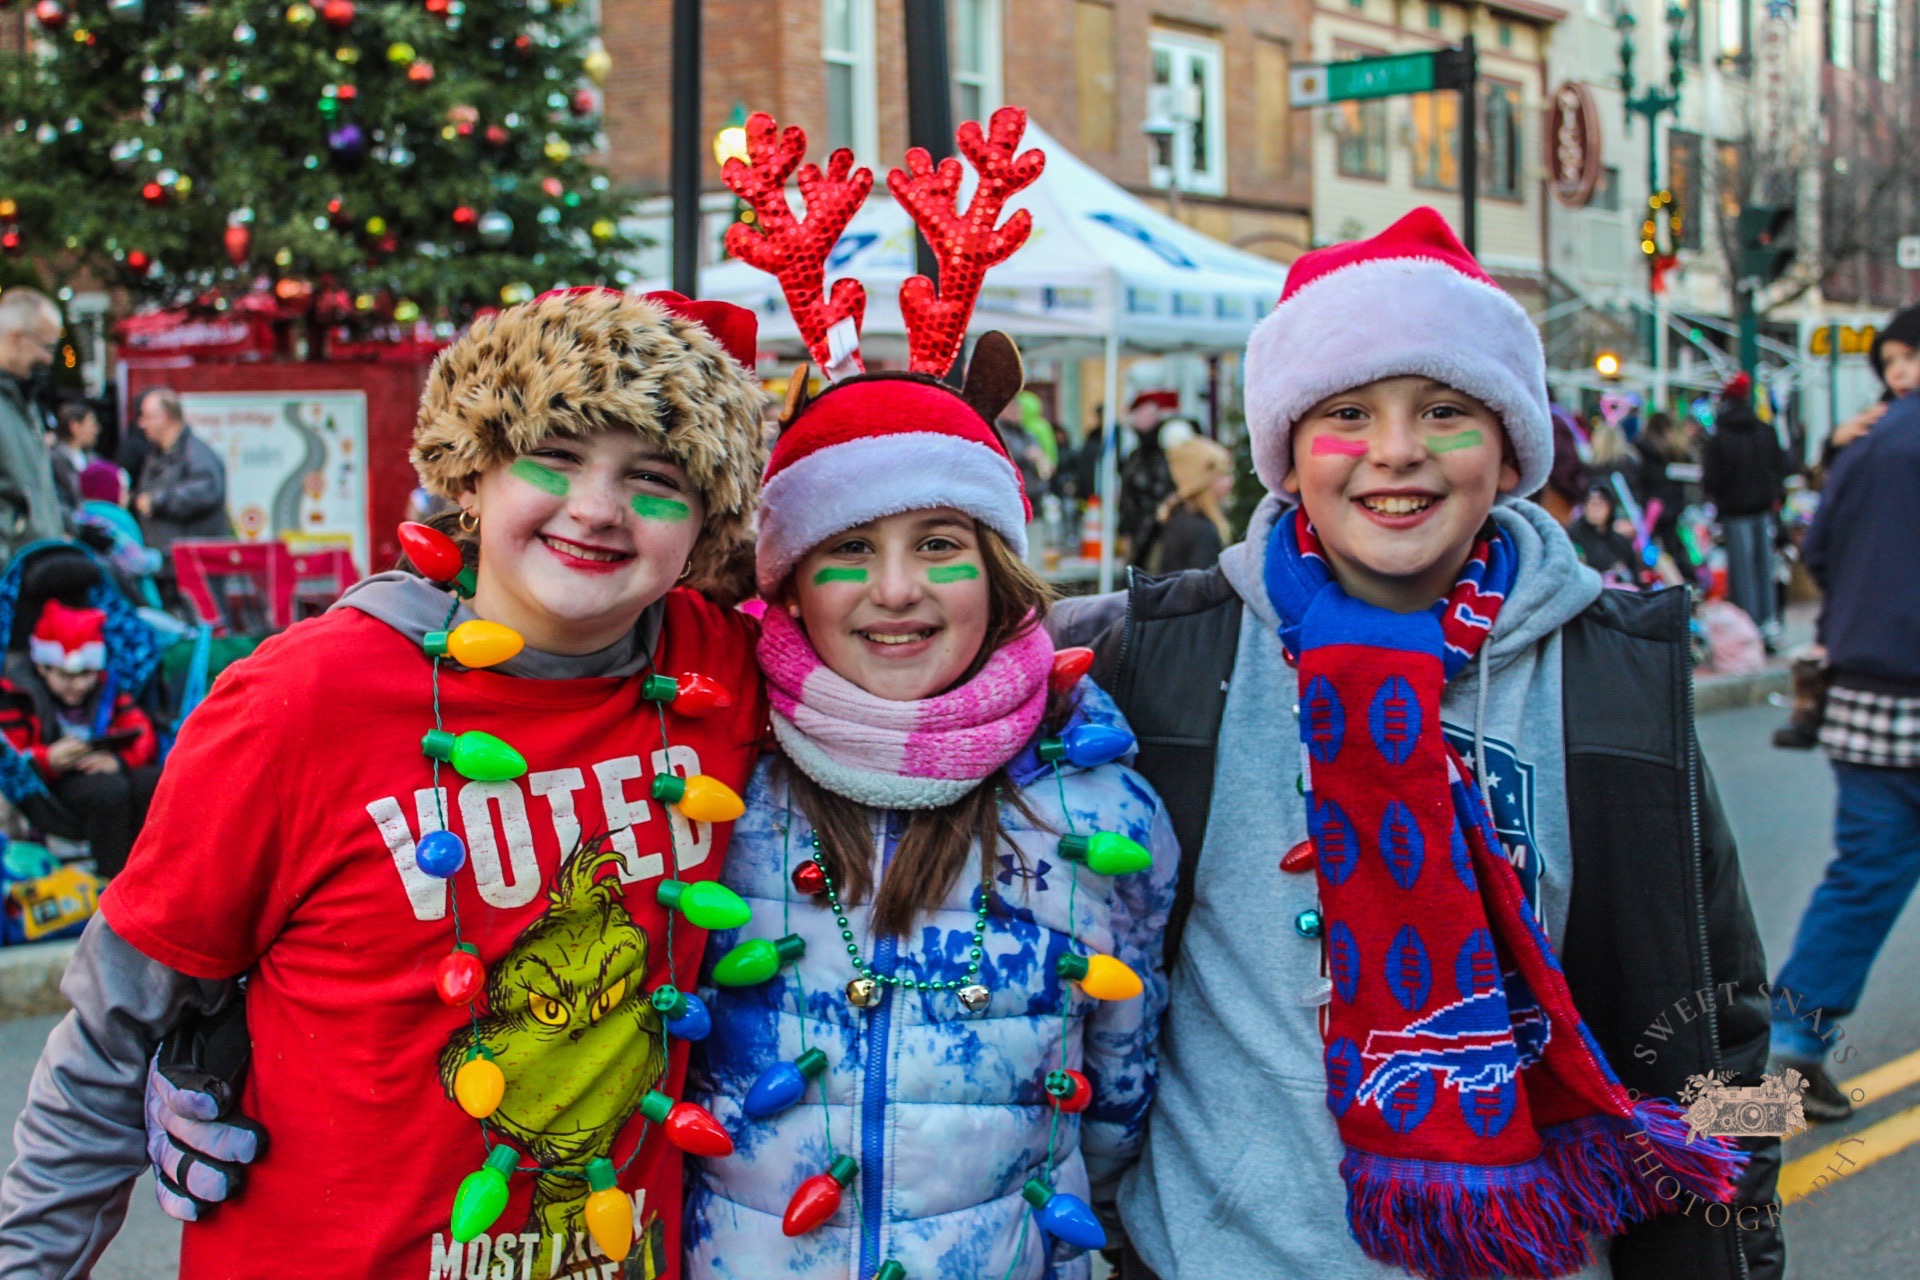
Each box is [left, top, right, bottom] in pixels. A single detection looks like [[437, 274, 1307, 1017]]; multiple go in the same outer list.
[[1737, 204, 1795, 285]]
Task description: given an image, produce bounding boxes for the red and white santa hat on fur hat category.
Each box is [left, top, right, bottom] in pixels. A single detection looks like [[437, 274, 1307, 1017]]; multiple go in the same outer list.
[[755, 376, 1031, 594], [30, 600, 108, 674], [1244, 206, 1551, 498]]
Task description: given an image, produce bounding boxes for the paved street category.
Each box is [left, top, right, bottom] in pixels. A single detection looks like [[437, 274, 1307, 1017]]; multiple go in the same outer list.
[[2, 700, 1916, 1278]]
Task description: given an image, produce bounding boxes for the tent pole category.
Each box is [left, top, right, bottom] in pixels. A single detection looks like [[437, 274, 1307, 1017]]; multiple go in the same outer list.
[[1098, 323, 1121, 594]]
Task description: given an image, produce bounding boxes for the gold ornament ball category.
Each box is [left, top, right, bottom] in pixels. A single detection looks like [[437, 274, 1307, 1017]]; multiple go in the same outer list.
[[543, 138, 571, 162], [353, 293, 374, 311], [172, 175, 192, 194], [386, 40, 414, 62], [364, 215, 386, 235], [274, 247, 293, 266], [394, 299, 421, 323], [284, 2, 315, 24], [590, 218, 615, 241], [335, 45, 359, 62], [0, 198, 15, 219], [440, 125, 457, 141], [582, 47, 611, 86], [499, 282, 534, 305]]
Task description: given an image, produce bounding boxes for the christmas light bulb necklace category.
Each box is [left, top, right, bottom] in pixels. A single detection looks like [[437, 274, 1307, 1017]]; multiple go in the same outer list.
[[397, 521, 745, 1264]]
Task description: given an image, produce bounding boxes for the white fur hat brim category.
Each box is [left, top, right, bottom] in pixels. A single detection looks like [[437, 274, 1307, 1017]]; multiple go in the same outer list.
[[1243, 256, 1551, 498]]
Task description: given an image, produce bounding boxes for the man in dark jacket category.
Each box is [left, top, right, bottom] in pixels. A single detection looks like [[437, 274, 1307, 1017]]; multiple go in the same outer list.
[[130, 387, 231, 565], [1769, 306, 1920, 1122], [1116, 391, 1178, 565], [0, 289, 69, 564], [1703, 374, 1787, 641]]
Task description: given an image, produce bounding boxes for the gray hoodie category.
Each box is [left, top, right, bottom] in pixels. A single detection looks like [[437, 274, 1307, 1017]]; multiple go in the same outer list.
[[1116, 494, 1608, 1280]]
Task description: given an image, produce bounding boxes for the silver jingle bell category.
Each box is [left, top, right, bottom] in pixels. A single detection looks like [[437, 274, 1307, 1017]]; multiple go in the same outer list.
[[846, 977, 880, 1008], [957, 984, 991, 1013]]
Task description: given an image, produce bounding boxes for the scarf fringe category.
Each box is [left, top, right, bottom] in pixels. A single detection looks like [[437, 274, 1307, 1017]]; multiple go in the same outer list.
[[1345, 1103, 1747, 1280]]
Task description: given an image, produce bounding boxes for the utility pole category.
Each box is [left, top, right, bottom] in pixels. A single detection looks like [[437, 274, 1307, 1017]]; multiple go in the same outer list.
[[670, 0, 701, 296], [1459, 35, 1477, 256], [903, 0, 955, 288], [1616, 3, 1688, 414]]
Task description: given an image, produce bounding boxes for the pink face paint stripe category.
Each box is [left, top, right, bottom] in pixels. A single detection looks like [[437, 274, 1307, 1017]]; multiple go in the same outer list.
[[1311, 437, 1370, 457], [1427, 429, 1486, 454]]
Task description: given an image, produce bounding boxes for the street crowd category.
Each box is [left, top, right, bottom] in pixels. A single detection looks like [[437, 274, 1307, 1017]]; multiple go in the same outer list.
[[0, 170, 1913, 1280]]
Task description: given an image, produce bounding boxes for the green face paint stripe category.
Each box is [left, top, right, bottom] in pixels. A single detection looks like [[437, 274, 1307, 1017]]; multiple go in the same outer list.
[[812, 567, 868, 584], [510, 458, 569, 496], [1426, 429, 1485, 454], [631, 494, 691, 521], [927, 564, 981, 584]]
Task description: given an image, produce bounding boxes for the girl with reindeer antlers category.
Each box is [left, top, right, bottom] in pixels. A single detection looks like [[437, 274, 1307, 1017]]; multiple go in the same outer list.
[[682, 108, 1179, 1280]]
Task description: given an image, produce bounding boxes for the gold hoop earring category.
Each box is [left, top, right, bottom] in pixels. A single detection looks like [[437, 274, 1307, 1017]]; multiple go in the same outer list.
[[677, 562, 693, 582], [458, 509, 478, 533]]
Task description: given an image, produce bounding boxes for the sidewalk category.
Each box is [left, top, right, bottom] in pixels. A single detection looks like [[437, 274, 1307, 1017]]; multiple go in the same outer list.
[[1693, 599, 1815, 716]]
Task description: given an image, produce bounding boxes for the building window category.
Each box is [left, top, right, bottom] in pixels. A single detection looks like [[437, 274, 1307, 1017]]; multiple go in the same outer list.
[[1410, 92, 1459, 189], [1677, 0, 1703, 61], [823, 0, 876, 162], [1874, 0, 1895, 79], [1426, 4, 1443, 29], [1719, 0, 1749, 61], [1254, 36, 1293, 177], [951, 0, 1001, 124], [1479, 80, 1523, 199], [1668, 127, 1703, 250], [1593, 165, 1621, 210], [1333, 45, 1389, 180], [1829, 0, 1852, 67], [1074, 1, 1116, 152], [1148, 29, 1227, 196], [1497, 20, 1513, 46]]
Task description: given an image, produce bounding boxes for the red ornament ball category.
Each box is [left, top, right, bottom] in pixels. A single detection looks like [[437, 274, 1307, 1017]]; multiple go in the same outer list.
[[223, 223, 251, 265], [435, 946, 485, 1005], [791, 860, 828, 897], [335, 82, 358, 101], [540, 176, 564, 198], [1, 230, 21, 255], [570, 89, 595, 117], [451, 205, 477, 227], [32, 0, 65, 29], [510, 33, 533, 57], [424, 0, 450, 12], [124, 250, 151, 274], [483, 124, 509, 148], [407, 59, 434, 83], [320, 0, 353, 26], [140, 181, 166, 206], [377, 232, 398, 254]]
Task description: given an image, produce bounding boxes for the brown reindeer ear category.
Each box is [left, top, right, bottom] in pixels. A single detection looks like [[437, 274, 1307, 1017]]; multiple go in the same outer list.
[[780, 362, 815, 427], [961, 331, 1024, 424]]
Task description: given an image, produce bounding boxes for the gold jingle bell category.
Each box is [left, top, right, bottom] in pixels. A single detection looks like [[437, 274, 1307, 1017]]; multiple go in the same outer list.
[[958, 984, 991, 1013], [846, 977, 880, 1008]]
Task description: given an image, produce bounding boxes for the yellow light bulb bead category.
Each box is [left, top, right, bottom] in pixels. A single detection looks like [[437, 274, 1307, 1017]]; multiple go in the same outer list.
[[1059, 952, 1143, 1001], [582, 1159, 633, 1261], [454, 1053, 505, 1119], [672, 774, 745, 823], [447, 620, 524, 668]]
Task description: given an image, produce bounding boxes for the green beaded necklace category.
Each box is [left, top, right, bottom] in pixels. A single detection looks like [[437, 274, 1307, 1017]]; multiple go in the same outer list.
[[811, 832, 994, 1010]]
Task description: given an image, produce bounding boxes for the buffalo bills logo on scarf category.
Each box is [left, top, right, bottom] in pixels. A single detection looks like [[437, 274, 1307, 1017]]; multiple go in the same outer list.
[[1264, 508, 1743, 1280]]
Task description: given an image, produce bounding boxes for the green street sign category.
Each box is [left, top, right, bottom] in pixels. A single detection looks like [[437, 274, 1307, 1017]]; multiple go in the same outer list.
[[1289, 48, 1473, 106]]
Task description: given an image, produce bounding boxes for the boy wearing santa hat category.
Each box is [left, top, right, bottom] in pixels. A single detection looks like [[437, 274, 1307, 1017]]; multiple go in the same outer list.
[[1057, 209, 1781, 1280], [0, 598, 159, 876]]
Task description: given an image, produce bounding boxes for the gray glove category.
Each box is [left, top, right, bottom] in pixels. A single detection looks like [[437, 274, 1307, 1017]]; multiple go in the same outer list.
[[144, 999, 263, 1222]]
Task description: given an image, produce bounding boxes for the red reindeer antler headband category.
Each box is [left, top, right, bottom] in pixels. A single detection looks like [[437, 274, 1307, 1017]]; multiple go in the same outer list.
[[722, 106, 1045, 381]]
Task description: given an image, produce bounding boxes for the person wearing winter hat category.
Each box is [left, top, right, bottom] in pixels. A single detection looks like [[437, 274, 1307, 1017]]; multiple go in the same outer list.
[[1152, 434, 1235, 571], [1702, 373, 1787, 644], [0, 288, 773, 1280], [1052, 207, 1778, 1280], [0, 598, 160, 876], [683, 108, 1177, 1280]]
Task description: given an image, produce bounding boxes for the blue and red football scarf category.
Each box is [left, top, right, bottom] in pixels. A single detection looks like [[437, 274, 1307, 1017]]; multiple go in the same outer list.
[[1265, 509, 1744, 1280]]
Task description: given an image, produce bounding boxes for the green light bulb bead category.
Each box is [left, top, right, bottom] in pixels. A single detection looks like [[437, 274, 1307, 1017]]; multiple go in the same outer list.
[[1056, 831, 1152, 876], [712, 933, 806, 986], [655, 879, 751, 930], [421, 729, 527, 782], [449, 1146, 518, 1242]]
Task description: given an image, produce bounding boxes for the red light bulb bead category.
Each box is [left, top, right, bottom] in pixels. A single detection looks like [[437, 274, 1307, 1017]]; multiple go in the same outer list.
[[638, 1091, 734, 1158], [435, 943, 485, 1005], [640, 672, 734, 717], [1049, 646, 1094, 693], [1044, 1068, 1091, 1113], [397, 521, 475, 595], [782, 1154, 858, 1236]]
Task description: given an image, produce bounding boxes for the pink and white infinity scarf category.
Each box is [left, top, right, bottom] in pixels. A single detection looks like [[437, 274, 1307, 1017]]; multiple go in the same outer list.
[[756, 605, 1053, 809]]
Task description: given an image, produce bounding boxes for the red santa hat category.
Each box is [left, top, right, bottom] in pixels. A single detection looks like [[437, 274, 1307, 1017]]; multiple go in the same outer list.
[[1243, 206, 1551, 499], [755, 374, 1031, 595], [30, 600, 108, 674]]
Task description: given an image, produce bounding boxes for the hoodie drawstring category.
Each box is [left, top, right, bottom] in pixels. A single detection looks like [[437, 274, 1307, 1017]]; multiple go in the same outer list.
[[1474, 642, 1490, 787]]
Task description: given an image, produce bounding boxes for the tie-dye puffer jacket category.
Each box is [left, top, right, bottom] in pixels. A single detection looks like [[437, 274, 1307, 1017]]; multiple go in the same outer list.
[[685, 679, 1178, 1280]]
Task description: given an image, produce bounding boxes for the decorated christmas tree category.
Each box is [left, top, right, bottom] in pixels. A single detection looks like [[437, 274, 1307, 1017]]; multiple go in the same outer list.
[[0, 0, 638, 334]]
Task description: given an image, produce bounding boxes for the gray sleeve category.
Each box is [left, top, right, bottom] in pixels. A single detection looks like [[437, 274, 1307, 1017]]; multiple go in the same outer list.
[[0, 915, 237, 1280], [1046, 591, 1126, 650]]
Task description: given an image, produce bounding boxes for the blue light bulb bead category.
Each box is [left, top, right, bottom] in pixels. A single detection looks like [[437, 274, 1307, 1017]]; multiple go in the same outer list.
[[1036, 723, 1137, 769], [416, 830, 467, 879], [1021, 1179, 1106, 1250], [743, 1048, 829, 1120], [649, 985, 712, 1041]]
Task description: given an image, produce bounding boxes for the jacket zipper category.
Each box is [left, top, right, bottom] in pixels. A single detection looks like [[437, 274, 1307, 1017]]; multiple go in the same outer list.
[[1115, 565, 1137, 704], [1678, 590, 1748, 1280], [858, 817, 895, 1280]]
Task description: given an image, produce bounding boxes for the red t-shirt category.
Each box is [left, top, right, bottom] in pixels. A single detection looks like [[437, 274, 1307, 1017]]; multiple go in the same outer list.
[[102, 589, 766, 1280]]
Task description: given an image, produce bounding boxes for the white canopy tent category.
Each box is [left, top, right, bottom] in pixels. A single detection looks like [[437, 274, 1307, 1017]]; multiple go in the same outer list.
[[683, 122, 1291, 588]]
